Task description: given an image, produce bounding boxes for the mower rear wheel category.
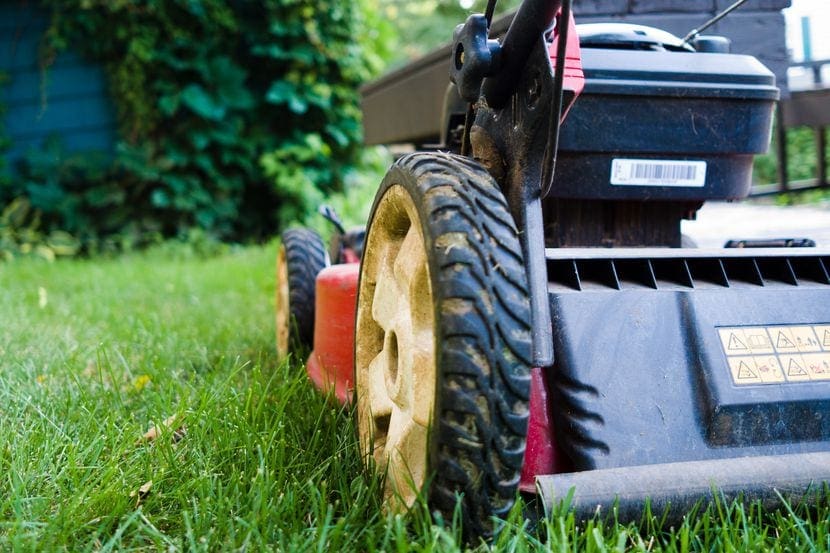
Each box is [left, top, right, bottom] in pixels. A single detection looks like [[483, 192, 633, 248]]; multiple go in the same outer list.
[[276, 228, 328, 355], [355, 152, 532, 539]]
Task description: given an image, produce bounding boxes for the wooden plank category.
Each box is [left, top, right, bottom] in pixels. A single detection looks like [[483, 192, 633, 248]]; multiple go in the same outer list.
[[5, 127, 116, 164], [3, 63, 109, 106], [2, 4, 118, 164], [0, 5, 50, 71], [6, 95, 115, 140], [781, 88, 830, 128], [1, 34, 87, 72], [0, 4, 48, 32]]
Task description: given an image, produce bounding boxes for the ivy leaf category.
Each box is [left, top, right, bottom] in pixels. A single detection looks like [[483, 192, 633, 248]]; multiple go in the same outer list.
[[180, 85, 226, 121], [151, 190, 170, 208], [158, 94, 180, 116], [265, 81, 307, 114], [325, 124, 349, 148], [190, 131, 211, 151]]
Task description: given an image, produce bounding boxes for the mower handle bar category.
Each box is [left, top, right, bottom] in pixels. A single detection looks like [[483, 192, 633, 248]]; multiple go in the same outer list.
[[481, 0, 563, 108]]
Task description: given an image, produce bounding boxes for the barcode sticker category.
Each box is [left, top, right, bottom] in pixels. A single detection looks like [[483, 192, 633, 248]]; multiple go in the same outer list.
[[610, 159, 706, 187]]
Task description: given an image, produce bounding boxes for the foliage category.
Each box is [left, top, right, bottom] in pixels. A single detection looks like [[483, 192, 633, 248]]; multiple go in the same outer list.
[[378, 0, 521, 66], [1, 245, 830, 548], [301, 146, 392, 242], [0, 197, 79, 262], [753, 126, 827, 186], [3, 137, 157, 254], [1, 0, 392, 249]]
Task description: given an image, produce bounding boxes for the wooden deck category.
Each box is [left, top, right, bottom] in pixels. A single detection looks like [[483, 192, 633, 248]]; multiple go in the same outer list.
[[773, 60, 830, 193]]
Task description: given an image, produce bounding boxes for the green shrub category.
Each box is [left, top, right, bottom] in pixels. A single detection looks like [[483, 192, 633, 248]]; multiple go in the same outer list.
[[753, 126, 828, 187], [0, 197, 80, 261], [1, 0, 391, 249]]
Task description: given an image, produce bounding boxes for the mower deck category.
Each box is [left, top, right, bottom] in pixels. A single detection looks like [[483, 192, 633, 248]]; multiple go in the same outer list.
[[537, 450, 830, 520], [307, 246, 830, 514]]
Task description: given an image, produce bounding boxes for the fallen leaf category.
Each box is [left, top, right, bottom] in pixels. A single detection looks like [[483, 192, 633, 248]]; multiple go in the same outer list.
[[83, 361, 97, 378], [139, 415, 187, 444], [38, 287, 48, 309], [129, 480, 153, 504]]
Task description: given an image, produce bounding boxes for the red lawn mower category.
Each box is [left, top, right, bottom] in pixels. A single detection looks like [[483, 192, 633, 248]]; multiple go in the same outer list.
[[276, 0, 830, 540]]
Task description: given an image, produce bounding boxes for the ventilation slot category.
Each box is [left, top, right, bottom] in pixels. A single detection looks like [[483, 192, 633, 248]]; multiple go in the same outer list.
[[790, 257, 830, 284], [575, 259, 620, 289], [651, 258, 694, 288], [687, 258, 728, 287], [756, 257, 798, 285], [613, 259, 657, 289], [722, 257, 764, 286], [548, 259, 581, 290]]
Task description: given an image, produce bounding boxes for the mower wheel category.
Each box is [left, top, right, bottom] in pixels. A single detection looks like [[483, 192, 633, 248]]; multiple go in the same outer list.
[[355, 152, 532, 539], [276, 228, 329, 355]]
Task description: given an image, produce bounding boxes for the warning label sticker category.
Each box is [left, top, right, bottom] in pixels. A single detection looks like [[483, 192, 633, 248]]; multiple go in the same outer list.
[[814, 325, 830, 349], [718, 327, 774, 355], [726, 356, 784, 384], [718, 324, 830, 386]]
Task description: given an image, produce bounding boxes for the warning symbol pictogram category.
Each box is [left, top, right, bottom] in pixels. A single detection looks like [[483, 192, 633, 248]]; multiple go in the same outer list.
[[727, 333, 747, 351], [787, 358, 808, 377], [737, 361, 758, 380], [776, 331, 796, 349], [747, 334, 770, 349], [823, 329, 830, 348]]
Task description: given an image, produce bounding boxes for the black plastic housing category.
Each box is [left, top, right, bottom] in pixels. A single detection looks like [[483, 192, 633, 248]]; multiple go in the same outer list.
[[552, 47, 779, 201], [545, 248, 830, 472]]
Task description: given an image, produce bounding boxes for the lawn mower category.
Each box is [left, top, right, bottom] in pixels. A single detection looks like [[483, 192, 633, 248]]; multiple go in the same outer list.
[[275, 0, 830, 540]]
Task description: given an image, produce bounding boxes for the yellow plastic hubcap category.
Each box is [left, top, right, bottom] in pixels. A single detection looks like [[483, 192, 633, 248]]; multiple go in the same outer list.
[[356, 184, 436, 509], [275, 245, 290, 355]]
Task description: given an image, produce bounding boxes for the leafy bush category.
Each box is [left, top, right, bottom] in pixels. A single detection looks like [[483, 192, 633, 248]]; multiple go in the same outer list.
[[753, 126, 828, 187], [0, 197, 80, 261], [377, 0, 520, 67], [2, 0, 391, 249]]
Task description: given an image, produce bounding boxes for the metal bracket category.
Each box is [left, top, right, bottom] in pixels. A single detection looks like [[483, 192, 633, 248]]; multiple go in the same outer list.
[[471, 37, 558, 368]]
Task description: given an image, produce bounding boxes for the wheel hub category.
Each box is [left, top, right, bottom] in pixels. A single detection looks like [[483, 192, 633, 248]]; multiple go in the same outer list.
[[356, 185, 436, 509]]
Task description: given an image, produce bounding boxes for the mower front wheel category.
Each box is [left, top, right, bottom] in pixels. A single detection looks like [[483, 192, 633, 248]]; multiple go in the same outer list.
[[276, 228, 329, 356], [355, 152, 532, 539]]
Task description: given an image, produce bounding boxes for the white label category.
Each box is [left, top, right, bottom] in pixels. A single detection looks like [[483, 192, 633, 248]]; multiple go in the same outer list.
[[610, 159, 707, 187]]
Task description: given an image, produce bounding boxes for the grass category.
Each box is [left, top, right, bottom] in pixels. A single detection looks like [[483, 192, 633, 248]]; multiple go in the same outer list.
[[1, 243, 829, 551]]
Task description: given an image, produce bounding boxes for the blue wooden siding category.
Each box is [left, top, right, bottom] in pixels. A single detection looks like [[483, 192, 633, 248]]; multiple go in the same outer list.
[[1, 2, 117, 167]]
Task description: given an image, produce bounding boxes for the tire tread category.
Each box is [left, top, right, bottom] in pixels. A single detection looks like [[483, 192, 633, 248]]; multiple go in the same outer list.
[[280, 228, 328, 349], [386, 152, 532, 539]]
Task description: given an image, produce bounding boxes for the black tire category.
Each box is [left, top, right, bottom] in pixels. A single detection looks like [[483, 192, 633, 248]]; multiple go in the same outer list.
[[354, 152, 532, 539], [276, 228, 328, 355]]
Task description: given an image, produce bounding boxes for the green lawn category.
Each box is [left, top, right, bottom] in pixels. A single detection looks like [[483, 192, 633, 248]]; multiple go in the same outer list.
[[0, 244, 828, 551]]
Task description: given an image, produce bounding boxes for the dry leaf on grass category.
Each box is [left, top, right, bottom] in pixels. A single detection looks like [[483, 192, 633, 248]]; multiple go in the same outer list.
[[138, 414, 187, 444], [83, 361, 97, 378], [129, 480, 153, 505]]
